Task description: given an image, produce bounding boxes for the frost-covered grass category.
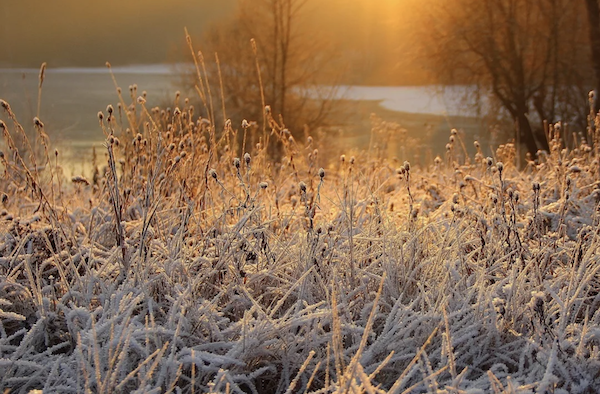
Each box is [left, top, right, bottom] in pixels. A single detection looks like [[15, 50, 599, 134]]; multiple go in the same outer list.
[[1, 80, 600, 393]]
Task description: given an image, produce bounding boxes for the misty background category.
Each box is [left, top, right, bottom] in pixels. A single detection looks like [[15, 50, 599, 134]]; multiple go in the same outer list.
[[2, 0, 598, 174], [0, 0, 426, 85]]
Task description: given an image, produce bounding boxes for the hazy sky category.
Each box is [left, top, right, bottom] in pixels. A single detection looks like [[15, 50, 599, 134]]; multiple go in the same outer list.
[[0, 0, 421, 84], [0, 0, 236, 67]]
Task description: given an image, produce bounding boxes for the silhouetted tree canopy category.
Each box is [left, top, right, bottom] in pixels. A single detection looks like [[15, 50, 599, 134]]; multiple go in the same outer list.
[[417, 0, 592, 155]]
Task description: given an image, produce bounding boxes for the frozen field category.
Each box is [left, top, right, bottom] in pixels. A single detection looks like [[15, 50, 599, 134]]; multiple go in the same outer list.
[[0, 81, 599, 391]]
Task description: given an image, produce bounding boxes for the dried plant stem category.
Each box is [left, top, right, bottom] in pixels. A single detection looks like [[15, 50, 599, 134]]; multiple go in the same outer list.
[[251, 38, 268, 150], [215, 52, 227, 126], [37, 62, 46, 119], [106, 138, 129, 278], [185, 28, 212, 125]]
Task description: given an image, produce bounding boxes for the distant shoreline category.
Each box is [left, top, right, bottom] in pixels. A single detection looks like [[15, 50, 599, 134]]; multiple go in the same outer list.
[[0, 64, 191, 75]]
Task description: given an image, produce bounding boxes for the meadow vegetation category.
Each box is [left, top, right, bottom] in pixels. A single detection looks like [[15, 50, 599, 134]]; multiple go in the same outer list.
[[1, 60, 600, 394]]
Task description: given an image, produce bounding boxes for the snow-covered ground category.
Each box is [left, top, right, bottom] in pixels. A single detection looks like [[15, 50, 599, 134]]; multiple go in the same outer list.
[[338, 85, 489, 116]]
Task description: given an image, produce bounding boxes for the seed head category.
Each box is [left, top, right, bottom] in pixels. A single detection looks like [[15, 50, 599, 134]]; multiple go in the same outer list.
[[107, 105, 114, 115], [137, 96, 146, 104], [491, 194, 498, 204], [474, 141, 480, 149], [71, 176, 90, 186], [265, 105, 271, 115], [340, 154, 345, 163], [33, 117, 43, 127], [403, 161, 410, 172], [299, 181, 307, 193], [174, 107, 181, 116], [209, 169, 218, 179], [244, 152, 251, 165], [318, 168, 325, 179], [0, 99, 10, 111], [259, 181, 268, 189], [486, 157, 493, 167], [451, 128, 458, 136], [233, 157, 241, 168], [98, 111, 104, 121], [496, 162, 504, 172], [242, 119, 250, 128]]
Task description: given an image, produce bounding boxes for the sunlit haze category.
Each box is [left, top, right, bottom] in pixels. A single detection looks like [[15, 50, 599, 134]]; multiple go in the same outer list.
[[0, 0, 423, 84]]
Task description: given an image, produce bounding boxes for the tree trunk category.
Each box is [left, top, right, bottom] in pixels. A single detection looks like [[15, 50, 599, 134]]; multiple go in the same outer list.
[[517, 112, 540, 156], [585, 0, 600, 116]]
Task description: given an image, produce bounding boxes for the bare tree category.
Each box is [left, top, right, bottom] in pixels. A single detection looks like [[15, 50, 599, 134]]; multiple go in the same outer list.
[[190, 0, 344, 140], [418, 0, 590, 155]]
